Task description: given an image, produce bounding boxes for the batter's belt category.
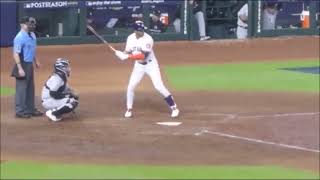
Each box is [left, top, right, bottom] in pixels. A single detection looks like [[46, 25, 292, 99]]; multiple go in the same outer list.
[[238, 25, 248, 29], [138, 59, 152, 65]]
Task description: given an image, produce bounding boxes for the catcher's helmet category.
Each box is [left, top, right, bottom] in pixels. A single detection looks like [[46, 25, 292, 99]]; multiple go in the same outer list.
[[54, 58, 70, 77], [133, 20, 146, 32]]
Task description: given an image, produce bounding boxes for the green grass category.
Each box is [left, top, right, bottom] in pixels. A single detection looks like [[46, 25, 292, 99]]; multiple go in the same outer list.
[[165, 60, 320, 92], [1, 161, 319, 179], [0, 87, 15, 96]]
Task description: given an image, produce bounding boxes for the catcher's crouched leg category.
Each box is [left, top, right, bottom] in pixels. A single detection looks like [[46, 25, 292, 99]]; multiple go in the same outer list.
[[52, 97, 79, 118]]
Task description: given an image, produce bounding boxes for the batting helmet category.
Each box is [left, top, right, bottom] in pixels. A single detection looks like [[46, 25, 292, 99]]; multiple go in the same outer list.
[[54, 58, 70, 77], [133, 20, 146, 32]]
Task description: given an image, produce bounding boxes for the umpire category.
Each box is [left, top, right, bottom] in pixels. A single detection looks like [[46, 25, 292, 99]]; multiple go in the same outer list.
[[11, 16, 43, 118]]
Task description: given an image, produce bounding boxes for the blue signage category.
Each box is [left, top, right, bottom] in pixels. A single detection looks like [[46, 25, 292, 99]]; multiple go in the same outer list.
[[23, 1, 79, 9], [22, 0, 182, 9]]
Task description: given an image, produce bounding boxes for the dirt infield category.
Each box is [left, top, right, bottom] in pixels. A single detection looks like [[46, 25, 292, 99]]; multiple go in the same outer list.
[[1, 36, 319, 173]]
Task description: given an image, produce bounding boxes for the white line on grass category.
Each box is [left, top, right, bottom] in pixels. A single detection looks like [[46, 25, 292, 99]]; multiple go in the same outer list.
[[195, 129, 320, 153]]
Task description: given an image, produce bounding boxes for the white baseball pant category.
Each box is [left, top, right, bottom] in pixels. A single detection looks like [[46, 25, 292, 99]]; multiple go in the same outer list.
[[126, 61, 171, 109], [194, 11, 206, 37], [237, 26, 248, 39]]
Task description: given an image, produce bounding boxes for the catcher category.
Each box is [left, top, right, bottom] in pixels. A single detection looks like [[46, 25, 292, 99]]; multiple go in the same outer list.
[[41, 58, 79, 122]]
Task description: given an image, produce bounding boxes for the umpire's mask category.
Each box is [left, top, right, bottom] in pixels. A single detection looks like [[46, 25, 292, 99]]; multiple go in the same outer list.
[[20, 16, 37, 32]]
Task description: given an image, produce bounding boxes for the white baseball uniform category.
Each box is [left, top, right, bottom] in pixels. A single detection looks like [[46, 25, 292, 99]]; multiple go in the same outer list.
[[41, 73, 77, 112], [237, 3, 248, 39], [195, 11, 207, 37], [124, 32, 173, 110], [263, 8, 278, 30]]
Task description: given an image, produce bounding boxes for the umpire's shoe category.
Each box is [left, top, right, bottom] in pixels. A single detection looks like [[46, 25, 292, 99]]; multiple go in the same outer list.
[[15, 113, 31, 119], [29, 109, 44, 117]]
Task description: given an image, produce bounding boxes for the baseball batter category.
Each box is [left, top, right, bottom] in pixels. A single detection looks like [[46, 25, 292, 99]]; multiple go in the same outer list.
[[114, 21, 179, 118], [41, 58, 79, 121]]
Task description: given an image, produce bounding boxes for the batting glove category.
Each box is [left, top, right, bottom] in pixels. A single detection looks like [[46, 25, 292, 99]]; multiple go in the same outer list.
[[115, 50, 129, 61]]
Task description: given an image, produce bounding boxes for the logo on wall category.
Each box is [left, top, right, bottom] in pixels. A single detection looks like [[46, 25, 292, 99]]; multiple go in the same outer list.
[[23, 1, 79, 9], [141, 0, 165, 4], [86, 1, 122, 7]]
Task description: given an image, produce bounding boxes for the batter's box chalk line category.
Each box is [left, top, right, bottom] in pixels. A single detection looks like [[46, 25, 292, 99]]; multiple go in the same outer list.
[[186, 112, 237, 122], [82, 112, 319, 127], [194, 129, 320, 153], [192, 112, 320, 121], [238, 112, 320, 119]]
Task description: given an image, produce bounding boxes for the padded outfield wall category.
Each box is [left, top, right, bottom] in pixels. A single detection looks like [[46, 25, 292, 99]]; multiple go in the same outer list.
[[0, 0, 17, 47]]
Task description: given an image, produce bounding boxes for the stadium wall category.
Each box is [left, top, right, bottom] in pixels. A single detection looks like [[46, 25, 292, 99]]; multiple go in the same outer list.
[[0, 0, 319, 47], [0, 0, 17, 47]]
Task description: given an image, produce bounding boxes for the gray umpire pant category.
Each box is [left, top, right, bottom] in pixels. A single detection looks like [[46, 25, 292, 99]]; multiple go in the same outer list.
[[15, 63, 35, 115]]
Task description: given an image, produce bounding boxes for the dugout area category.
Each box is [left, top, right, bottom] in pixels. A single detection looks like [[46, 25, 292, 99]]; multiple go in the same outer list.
[[0, 36, 319, 179]]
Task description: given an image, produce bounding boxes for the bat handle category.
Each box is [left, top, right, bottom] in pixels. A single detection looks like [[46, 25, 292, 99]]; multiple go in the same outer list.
[[109, 45, 116, 52], [102, 40, 115, 52]]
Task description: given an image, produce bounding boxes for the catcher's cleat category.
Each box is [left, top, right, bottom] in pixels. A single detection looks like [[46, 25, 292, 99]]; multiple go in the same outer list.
[[124, 109, 133, 118], [46, 110, 62, 122], [171, 108, 180, 118]]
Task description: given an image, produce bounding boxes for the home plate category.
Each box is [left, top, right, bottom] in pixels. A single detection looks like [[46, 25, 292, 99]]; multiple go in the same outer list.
[[156, 122, 182, 126]]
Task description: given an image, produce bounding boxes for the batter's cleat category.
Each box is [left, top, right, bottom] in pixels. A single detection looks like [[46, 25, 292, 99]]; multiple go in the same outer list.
[[171, 108, 180, 118], [46, 110, 62, 122], [124, 109, 133, 118], [200, 36, 211, 41]]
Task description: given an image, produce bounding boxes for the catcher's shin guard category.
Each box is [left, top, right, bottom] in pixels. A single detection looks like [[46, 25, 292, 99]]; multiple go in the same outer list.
[[52, 98, 79, 117]]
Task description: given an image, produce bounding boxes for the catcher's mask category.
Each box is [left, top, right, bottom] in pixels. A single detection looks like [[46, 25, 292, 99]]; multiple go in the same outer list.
[[20, 16, 37, 32], [54, 58, 70, 77]]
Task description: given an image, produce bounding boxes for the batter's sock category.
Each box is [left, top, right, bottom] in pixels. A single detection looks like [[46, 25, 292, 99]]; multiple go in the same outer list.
[[164, 95, 176, 108]]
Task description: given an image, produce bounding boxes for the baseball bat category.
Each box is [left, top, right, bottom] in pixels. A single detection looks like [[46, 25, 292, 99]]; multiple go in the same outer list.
[[87, 25, 116, 52]]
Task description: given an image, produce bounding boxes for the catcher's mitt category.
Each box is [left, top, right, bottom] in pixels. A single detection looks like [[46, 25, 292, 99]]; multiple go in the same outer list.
[[64, 88, 79, 100], [68, 92, 79, 100]]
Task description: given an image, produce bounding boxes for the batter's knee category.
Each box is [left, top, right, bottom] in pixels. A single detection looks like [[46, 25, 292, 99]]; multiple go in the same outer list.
[[127, 84, 137, 93], [154, 84, 163, 92], [154, 83, 170, 97]]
